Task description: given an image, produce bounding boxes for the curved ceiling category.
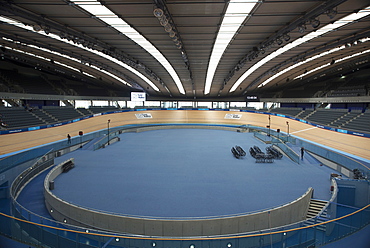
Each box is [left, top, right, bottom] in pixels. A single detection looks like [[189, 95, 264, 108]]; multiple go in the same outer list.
[[1, 0, 370, 101]]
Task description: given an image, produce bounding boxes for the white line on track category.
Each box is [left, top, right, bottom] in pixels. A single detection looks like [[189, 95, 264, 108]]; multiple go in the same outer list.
[[291, 127, 317, 134]]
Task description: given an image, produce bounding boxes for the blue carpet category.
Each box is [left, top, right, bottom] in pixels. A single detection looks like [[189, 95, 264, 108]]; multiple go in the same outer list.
[[48, 129, 337, 219], [16, 169, 53, 220]]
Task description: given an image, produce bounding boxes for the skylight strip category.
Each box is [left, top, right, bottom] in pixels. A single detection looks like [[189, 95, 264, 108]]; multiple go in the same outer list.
[[258, 46, 345, 87], [28, 44, 85, 64], [71, 0, 185, 94], [2, 44, 96, 79], [229, 5, 370, 92], [0, 15, 159, 91], [336, 49, 370, 63], [204, 0, 258, 95], [294, 48, 370, 79], [27, 44, 96, 78], [259, 37, 370, 87], [92, 68, 130, 86]]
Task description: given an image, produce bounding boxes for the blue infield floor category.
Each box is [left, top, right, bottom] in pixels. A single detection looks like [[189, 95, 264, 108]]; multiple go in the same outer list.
[[24, 129, 338, 219]]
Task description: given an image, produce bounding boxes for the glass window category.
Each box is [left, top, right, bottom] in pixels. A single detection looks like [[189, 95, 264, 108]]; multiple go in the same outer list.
[[75, 100, 91, 109], [197, 102, 212, 108], [127, 101, 145, 108], [2, 100, 11, 107], [145, 101, 161, 107], [91, 101, 110, 107], [178, 101, 193, 108], [229, 102, 246, 108], [212, 102, 229, 109], [247, 102, 263, 109], [161, 101, 178, 108], [117, 101, 126, 108]]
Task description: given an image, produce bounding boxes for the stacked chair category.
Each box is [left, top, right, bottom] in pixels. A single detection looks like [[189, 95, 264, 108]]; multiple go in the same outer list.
[[231, 145, 246, 159], [266, 146, 283, 159], [249, 146, 274, 163]]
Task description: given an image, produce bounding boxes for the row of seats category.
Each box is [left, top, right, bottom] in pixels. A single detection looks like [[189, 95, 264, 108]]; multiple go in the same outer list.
[[328, 86, 367, 97], [271, 108, 370, 133], [342, 113, 370, 133], [77, 108, 92, 116], [0, 106, 120, 129], [0, 67, 124, 97], [42, 107, 82, 121], [0, 69, 58, 95], [0, 107, 45, 128], [306, 109, 346, 126]]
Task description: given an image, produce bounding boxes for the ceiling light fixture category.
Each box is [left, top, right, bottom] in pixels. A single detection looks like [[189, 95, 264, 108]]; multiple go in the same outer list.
[[326, 8, 337, 19], [283, 33, 290, 42], [276, 37, 283, 46], [153, 8, 164, 18], [310, 18, 320, 29], [32, 24, 42, 32], [204, 0, 259, 95], [298, 23, 306, 34], [153, 5, 186, 58], [229, 5, 370, 92]]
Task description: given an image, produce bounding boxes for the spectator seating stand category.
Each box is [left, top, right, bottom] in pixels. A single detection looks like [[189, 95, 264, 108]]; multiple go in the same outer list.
[[0, 107, 45, 129], [42, 106, 83, 121], [305, 109, 347, 126], [341, 110, 370, 133], [77, 108, 93, 116]]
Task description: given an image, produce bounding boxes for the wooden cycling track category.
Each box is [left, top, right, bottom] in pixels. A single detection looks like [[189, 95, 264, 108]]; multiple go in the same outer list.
[[1, 110, 369, 161]]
